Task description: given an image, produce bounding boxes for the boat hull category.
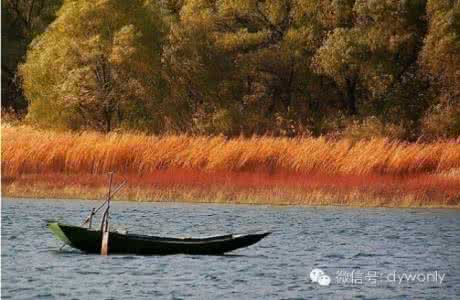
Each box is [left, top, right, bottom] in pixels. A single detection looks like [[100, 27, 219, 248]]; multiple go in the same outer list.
[[48, 223, 270, 255]]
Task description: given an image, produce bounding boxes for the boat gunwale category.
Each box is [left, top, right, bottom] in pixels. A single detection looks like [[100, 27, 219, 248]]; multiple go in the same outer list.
[[49, 222, 270, 244]]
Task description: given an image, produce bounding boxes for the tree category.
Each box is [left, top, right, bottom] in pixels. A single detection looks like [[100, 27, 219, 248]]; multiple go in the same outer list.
[[2, 0, 62, 114], [313, 27, 364, 115], [419, 0, 460, 139], [12, 0, 460, 138], [313, 0, 428, 119], [161, 0, 235, 134], [420, 0, 459, 103], [164, 0, 340, 136], [20, 0, 167, 132]]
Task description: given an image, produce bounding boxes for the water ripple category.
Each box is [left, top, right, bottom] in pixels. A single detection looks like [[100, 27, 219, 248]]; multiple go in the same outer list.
[[2, 198, 460, 299]]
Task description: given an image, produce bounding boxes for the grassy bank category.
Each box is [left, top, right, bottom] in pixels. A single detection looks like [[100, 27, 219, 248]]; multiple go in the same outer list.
[[2, 125, 460, 207]]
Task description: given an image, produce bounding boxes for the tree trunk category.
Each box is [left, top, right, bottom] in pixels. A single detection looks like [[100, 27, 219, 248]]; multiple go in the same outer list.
[[106, 116, 111, 133], [104, 109, 111, 133], [345, 77, 357, 115]]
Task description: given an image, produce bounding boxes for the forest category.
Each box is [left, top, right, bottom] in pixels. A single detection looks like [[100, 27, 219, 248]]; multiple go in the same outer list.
[[3, 0, 459, 140]]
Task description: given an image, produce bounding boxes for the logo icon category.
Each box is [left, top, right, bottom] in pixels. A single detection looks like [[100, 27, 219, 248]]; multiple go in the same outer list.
[[310, 268, 331, 286]]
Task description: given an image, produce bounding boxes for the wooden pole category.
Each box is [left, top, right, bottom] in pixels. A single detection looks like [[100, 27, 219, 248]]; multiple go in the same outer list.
[[60, 174, 126, 252], [101, 173, 113, 256], [101, 213, 109, 255]]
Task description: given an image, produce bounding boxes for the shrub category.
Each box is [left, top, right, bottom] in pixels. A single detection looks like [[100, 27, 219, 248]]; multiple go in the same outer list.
[[421, 104, 460, 140], [339, 116, 406, 140]]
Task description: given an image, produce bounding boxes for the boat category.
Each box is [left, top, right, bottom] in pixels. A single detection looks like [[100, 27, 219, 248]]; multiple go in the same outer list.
[[48, 222, 270, 255], [48, 173, 270, 255]]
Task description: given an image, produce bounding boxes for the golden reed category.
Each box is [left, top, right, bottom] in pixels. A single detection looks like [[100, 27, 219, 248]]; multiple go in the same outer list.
[[2, 125, 460, 207], [3, 125, 460, 176]]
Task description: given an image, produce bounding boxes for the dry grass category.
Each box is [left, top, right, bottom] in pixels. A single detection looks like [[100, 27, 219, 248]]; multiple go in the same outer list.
[[2, 125, 460, 207], [3, 125, 460, 176], [3, 172, 460, 207]]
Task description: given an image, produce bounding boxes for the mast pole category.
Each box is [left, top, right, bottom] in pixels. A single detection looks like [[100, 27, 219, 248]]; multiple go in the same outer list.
[[101, 172, 113, 255]]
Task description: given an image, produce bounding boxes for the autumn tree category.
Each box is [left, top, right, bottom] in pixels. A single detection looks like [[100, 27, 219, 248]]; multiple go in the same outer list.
[[164, 0, 340, 135], [2, 0, 62, 113], [421, 0, 460, 100], [313, 0, 428, 118], [419, 0, 460, 139], [20, 0, 166, 132], [212, 0, 321, 135], [161, 0, 234, 134], [14, 0, 460, 139]]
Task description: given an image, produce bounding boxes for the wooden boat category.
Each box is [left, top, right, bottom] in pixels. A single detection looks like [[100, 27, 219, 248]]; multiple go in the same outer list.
[[48, 173, 270, 255], [49, 222, 270, 255]]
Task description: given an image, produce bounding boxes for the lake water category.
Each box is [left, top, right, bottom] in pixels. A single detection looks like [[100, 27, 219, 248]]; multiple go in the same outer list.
[[2, 198, 460, 299]]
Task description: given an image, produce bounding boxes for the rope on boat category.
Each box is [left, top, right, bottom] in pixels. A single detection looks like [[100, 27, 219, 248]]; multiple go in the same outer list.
[[81, 181, 126, 228]]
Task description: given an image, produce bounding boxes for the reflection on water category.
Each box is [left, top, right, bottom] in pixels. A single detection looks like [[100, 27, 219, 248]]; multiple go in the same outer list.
[[2, 198, 460, 299]]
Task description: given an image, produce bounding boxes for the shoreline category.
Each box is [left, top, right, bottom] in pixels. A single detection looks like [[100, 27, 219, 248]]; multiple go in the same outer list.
[[3, 190, 459, 209], [4, 194, 460, 210]]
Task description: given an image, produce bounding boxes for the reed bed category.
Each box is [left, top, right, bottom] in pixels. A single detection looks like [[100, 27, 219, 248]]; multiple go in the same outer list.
[[2, 125, 460, 207], [3, 172, 460, 207], [2, 125, 460, 177]]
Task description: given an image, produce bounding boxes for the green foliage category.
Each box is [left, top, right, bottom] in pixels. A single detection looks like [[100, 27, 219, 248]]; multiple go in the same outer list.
[[2, 0, 63, 113], [422, 103, 460, 140], [20, 0, 166, 131], [420, 0, 460, 105], [340, 116, 406, 140], [9, 0, 459, 139], [313, 27, 365, 86], [314, 0, 428, 116]]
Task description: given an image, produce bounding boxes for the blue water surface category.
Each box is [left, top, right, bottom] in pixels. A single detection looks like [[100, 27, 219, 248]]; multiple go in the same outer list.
[[2, 198, 460, 299]]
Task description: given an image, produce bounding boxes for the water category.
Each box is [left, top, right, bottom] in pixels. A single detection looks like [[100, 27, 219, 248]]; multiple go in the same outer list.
[[2, 198, 460, 299]]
